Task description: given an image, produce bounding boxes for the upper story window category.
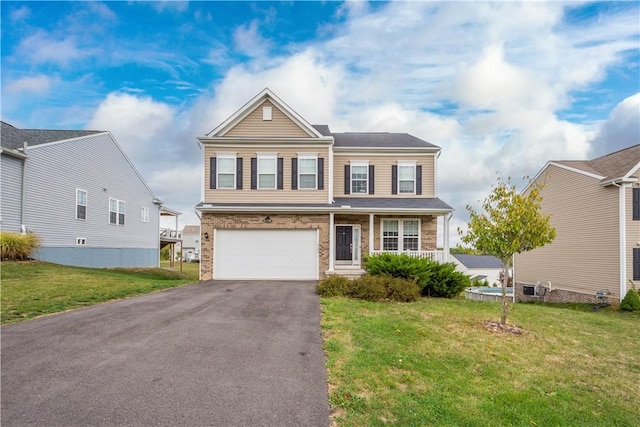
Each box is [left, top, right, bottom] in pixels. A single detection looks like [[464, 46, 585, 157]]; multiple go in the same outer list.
[[217, 155, 236, 189], [392, 162, 421, 195], [398, 162, 416, 194], [109, 198, 125, 225], [76, 189, 87, 220], [140, 207, 149, 223], [258, 154, 277, 189], [351, 162, 368, 194], [298, 155, 317, 189], [382, 219, 420, 251]]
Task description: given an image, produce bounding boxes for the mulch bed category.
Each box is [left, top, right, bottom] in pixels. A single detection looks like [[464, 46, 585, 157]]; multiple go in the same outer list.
[[482, 320, 525, 335]]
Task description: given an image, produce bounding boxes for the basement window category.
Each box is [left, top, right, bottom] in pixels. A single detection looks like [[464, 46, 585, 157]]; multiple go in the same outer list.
[[76, 238, 86, 246]]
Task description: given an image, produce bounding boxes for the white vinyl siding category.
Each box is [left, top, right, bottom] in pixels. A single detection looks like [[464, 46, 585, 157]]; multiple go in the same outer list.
[[109, 198, 126, 225], [140, 206, 149, 223]]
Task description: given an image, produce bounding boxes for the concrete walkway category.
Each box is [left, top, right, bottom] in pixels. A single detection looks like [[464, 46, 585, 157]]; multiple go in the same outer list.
[[1, 281, 330, 426]]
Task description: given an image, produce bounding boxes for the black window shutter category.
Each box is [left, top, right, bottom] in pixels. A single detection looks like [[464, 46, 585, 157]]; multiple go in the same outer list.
[[236, 158, 243, 189], [277, 158, 284, 190], [633, 188, 640, 220], [634, 248, 640, 280], [391, 165, 398, 195], [210, 157, 216, 189], [291, 158, 298, 190], [368, 165, 375, 194], [317, 158, 324, 190], [344, 165, 350, 194], [250, 158, 257, 190], [416, 165, 422, 195]]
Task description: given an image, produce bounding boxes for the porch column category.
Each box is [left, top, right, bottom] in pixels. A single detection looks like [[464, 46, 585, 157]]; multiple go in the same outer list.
[[329, 212, 335, 272], [369, 213, 375, 254], [443, 212, 452, 263]]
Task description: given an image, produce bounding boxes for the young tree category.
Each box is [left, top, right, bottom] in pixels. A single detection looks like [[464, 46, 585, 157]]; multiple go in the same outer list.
[[459, 176, 556, 325]]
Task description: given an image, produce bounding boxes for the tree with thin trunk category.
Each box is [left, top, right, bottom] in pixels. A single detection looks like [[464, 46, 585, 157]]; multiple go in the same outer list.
[[459, 176, 556, 326]]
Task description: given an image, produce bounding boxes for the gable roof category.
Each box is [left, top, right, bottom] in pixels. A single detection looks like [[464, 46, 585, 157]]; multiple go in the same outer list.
[[451, 254, 503, 269], [1, 121, 103, 149], [207, 88, 327, 139], [549, 144, 640, 185], [182, 225, 200, 234], [311, 124, 439, 150]]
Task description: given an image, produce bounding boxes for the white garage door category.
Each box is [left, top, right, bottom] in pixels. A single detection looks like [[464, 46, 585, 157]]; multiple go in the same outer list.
[[214, 229, 318, 280]]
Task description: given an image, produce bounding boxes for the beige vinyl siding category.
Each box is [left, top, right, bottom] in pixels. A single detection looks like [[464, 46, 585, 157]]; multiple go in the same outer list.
[[333, 154, 435, 197], [224, 100, 310, 138], [204, 146, 329, 203], [515, 165, 621, 298], [627, 179, 640, 289]]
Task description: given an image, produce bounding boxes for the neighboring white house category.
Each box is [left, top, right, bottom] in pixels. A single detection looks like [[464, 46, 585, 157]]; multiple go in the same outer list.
[[181, 225, 201, 262], [0, 121, 169, 268], [450, 253, 504, 286]]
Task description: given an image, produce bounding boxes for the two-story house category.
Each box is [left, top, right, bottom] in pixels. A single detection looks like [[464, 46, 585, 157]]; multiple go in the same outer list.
[[515, 144, 640, 303], [0, 121, 169, 268], [196, 89, 454, 280]]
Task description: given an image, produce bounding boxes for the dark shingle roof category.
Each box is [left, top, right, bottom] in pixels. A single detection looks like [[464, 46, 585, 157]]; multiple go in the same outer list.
[[451, 254, 503, 269], [332, 197, 452, 211], [310, 124, 439, 149], [1, 121, 103, 149], [554, 144, 640, 182]]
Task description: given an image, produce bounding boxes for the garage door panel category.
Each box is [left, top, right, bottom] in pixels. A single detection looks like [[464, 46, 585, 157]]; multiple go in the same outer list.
[[214, 229, 318, 280]]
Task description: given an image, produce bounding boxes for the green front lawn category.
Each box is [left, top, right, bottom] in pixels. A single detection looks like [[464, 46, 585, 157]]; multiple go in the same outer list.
[[321, 297, 640, 426], [1, 261, 197, 324]]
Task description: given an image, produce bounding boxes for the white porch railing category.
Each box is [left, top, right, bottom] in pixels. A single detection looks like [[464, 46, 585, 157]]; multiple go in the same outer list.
[[160, 228, 182, 240], [370, 250, 448, 263]]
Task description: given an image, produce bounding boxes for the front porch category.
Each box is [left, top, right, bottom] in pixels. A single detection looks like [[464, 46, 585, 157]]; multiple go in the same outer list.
[[327, 211, 451, 277]]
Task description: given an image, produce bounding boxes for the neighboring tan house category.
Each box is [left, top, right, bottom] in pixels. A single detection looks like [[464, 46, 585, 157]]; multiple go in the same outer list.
[[196, 88, 454, 280], [450, 254, 503, 286], [515, 144, 640, 303], [0, 121, 172, 268], [181, 225, 201, 262]]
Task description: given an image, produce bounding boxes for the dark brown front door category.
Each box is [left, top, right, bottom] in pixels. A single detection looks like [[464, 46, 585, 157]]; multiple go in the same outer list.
[[336, 226, 352, 261]]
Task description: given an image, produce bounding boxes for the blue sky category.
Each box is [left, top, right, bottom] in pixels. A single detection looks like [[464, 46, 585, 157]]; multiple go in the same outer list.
[[2, 1, 639, 240]]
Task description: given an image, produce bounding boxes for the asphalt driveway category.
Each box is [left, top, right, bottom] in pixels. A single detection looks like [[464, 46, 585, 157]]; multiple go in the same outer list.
[[1, 280, 330, 426]]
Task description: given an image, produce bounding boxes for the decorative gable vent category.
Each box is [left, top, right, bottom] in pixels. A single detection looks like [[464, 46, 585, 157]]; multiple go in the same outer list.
[[262, 106, 272, 121]]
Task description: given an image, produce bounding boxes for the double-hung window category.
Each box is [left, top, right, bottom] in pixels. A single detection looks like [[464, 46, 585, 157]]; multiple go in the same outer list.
[[298, 155, 317, 189], [140, 207, 149, 223], [258, 154, 277, 189], [398, 162, 416, 194], [76, 189, 87, 220], [109, 198, 126, 225], [217, 155, 236, 189], [351, 162, 368, 194], [382, 219, 420, 251]]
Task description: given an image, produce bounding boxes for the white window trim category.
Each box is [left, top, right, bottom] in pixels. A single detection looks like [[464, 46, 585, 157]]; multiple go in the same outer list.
[[140, 206, 150, 223], [76, 237, 86, 246], [298, 154, 318, 190], [398, 161, 417, 195], [350, 161, 369, 195], [109, 198, 126, 226], [257, 153, 277, 190], [76, 189, 87, 220], [216, 153, 237, 190], [380, 218, 421, 252]]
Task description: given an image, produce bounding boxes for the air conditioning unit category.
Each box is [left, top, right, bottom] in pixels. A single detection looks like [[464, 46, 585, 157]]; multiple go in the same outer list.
[[523, 285, 537, 296]]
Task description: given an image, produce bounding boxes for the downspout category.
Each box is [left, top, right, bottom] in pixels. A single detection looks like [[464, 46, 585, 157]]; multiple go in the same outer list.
[[20, 142, 28, 233], [443, 212, 452, 263], [329, 212, 335, 273], [328, 140, 334, 204]]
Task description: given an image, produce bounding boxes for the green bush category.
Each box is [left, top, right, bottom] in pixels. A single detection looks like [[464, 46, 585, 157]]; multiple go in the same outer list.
[[423, 262, 470, 298], [620, 289, 640, 312], [317, 275, 353, 297], [316, 274, 421, 302], [364, 253, 470, 298], [0, 232, 39, 261]]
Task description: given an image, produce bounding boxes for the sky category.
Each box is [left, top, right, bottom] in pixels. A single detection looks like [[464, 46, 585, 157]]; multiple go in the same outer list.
[[2, 1, 639, 246]]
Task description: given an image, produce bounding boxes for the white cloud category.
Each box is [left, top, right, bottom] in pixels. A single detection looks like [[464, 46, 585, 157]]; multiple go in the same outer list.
[[18, 32, 85, 66], [10, 5, 30, 22], [5, 75, 54, 94], [591, 93, 640, 157], [233, 19, 271, 58]]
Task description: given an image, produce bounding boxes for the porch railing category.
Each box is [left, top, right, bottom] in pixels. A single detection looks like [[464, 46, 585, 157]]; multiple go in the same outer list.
[[370, 250, 448, 263], [160, 228, 182, 240]]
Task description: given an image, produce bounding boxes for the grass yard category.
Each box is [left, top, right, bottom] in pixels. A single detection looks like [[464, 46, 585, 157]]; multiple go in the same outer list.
[[1, 261, 198, 324], [321, 297, 640, 427]]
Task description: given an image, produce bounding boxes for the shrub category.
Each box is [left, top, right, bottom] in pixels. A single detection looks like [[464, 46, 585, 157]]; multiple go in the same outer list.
[[349, 275, 388, 301], [421, 262, 470, 298], [620, 289, 640, 312], [0, 232, 39, 261], [386, 277, 421, 302], [317, 275, 353, 297], [364, 253, 431, 284]]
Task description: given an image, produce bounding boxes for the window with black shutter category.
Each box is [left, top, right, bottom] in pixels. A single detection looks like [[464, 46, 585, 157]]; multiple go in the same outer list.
[[291, 158, 298, 190], [634, 248, 640, 280], [633, 188, 639, 220]]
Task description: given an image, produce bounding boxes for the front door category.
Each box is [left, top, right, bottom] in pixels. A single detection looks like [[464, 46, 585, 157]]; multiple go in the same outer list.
[[336, 226, 353, 261]]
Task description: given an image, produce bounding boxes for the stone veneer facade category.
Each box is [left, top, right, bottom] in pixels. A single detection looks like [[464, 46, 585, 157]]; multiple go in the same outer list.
[[200, 213, 439, 280]]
